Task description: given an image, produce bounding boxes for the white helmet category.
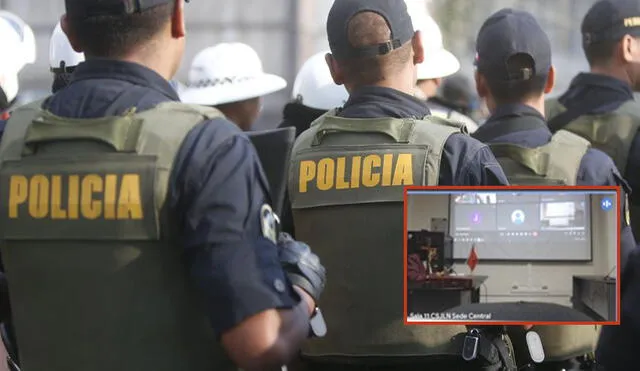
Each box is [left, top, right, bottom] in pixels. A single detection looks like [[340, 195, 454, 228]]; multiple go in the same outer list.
[[403, 2, 461, 81], [49, 21, 85, 71], [0, 11, 36, 67], [0, 15, 31, 104], [292, 52, 348, 111]]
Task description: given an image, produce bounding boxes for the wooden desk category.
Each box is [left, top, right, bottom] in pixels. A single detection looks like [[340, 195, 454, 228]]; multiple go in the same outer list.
[[572, 275, 617, 321], [407, 275, 488, 315]]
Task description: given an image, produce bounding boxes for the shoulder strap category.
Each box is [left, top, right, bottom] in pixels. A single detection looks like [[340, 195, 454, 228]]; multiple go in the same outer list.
[[0, 98, 47, 163], [17, 102, 224, 157], [543, 130, 591, 185], [413, 116, 466, 186], [488, 130, 589, 186], [548, 98, 640, 133]]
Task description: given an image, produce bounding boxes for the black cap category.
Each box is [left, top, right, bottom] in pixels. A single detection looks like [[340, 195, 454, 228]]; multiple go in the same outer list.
[[475, 8, 551, 83], [327, 0, 415, 61], [582, 0, 640, 46], [65, 0, 186, 18]]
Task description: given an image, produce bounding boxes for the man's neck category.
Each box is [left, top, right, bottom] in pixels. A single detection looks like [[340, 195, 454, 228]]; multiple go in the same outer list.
[[488, 98, 545, 118]]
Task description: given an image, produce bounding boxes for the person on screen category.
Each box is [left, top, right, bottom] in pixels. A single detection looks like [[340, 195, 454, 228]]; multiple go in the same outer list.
[[471, 8, 637, 370]]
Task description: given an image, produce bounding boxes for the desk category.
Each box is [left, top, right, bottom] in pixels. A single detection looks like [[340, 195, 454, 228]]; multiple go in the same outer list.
[[407, 275, 488, 315], [572, 275, 617, 321]]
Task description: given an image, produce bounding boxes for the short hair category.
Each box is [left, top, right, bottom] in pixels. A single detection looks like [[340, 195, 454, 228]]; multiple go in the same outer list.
[[583, 40, 619, 67], [485, 53, 548, 104], [338, 12, 413, 87], [67, 4, 174, 58]]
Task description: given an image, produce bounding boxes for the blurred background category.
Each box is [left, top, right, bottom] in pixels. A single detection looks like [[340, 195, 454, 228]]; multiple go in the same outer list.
[[2, 0, 599, 129]]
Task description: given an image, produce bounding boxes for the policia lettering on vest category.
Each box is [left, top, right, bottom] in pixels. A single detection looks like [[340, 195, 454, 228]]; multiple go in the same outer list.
[[8, 174, 143, 220], [295, 145, 422, 207]]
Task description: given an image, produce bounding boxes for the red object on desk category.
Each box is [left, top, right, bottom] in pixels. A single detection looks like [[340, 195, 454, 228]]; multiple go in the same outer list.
[[467, 245, 479, 272]]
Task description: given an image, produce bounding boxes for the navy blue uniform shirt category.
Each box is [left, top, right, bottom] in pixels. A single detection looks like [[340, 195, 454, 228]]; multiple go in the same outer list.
[[337, 86, 508, 185], [473, 103, 623, 186], [558, 73, 640, 204], [1, 60, 298, 335], [473, 103, 639, 369]]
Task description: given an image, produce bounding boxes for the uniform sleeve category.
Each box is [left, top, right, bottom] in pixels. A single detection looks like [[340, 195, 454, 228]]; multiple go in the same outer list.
[[439, 134, 510, 186], [577, 149, 622, 186], [168, 118, 299, 335], [625, 133, 640, 202]]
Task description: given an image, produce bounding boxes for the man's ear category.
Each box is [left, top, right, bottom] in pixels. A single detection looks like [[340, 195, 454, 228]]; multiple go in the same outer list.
[[412, 31, 425, 65], [325, 53, 345, 86], [60, 15, 84, 53], [171, 0, 186, 38], [475, 70, 488, 99], [544, 65, 556, 94]]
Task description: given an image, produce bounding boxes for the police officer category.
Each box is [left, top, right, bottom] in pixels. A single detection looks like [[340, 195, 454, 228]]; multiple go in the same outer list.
[[180, 43, 288, 131], [0, 1, 326, 370], [49, 21, 85, 93], [287, 0, 509, 369], [546, 0, 640, 238], [406, 9, 479, 133], [279, 51, 349, 138], [471, 8, 630, 370]]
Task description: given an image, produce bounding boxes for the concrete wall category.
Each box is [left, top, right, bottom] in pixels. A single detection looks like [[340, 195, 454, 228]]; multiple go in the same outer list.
[[407, 193, 617, 306]]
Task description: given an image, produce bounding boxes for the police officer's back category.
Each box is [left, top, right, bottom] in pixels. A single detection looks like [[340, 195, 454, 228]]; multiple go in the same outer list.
[[288, 0, 508, 368], [546, 0, 640, 238], [0, 1, 326, 370], [471, 9, 629, 369]]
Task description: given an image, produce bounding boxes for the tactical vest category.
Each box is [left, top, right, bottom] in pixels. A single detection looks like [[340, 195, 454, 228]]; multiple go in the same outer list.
[[546, 98, 640, 237], [288, 112, 468, 360], [428, 102, 479, 134], [482, 116, 598, 363], [487, 130, 591, 186], [0, 100, 235, 371]]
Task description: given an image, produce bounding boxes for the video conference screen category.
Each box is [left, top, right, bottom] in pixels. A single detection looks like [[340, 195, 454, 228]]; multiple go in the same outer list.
[[450, 192, 592, 261]]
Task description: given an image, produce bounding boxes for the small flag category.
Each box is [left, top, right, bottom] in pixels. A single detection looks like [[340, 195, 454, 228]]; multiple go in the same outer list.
[[467, 244, 479, 272]]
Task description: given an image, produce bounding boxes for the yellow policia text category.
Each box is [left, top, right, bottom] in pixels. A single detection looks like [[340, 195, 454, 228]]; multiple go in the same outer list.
[[299, 153, 413, 193], [8, 174, 143, 220]]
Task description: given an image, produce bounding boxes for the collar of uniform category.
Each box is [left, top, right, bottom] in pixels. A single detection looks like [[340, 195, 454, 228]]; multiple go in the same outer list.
[[473, 103, 548, 143], [340, 85, 431, 119], [567, 72, 634, 98], [70, 59, 180, 101]]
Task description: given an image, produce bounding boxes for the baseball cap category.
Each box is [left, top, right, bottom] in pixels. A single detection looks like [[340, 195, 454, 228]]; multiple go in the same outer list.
[[582, 0, 640, 46], [475, 8, 551, 83], [65, 0, 189, 18], [327, 0, 415, 61]]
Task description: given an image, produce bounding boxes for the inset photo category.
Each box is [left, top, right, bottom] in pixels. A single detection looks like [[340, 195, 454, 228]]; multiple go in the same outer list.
[[404, 186, 620, 326]]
